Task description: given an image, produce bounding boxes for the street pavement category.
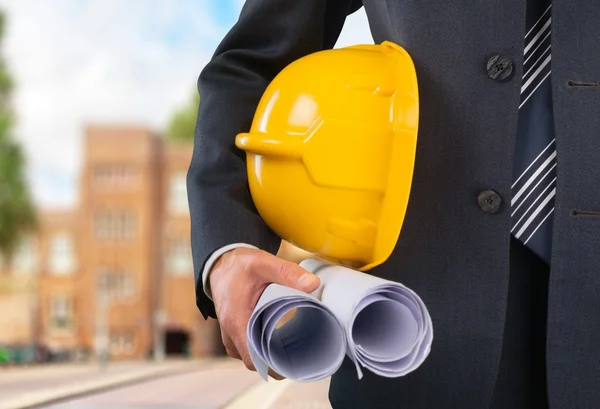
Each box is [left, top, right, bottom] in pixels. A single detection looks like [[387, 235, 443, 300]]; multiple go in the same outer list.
[[1, 361, 180, 400], [35, 360, 332, 409], [0, 359, 333, 409], [0, 360, 203, 409], [42, 359, 257, 409]]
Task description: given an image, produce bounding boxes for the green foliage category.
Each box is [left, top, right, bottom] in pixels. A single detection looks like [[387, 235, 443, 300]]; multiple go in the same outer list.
[[0, 10, 37, 264], [164, 91, 199, 143]]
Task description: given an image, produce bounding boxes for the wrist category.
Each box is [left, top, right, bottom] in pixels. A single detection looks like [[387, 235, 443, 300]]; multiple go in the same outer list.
[[204, 244, 259, 300]]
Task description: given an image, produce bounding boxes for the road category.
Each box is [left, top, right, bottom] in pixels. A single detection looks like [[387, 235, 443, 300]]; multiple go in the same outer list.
[[0, 363, 160, 401], [0, 360, 198, 409], [42, 360, 332, 409]]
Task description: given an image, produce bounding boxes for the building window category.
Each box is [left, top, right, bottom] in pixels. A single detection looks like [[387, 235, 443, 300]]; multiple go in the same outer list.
[[94, 212, 110, 239], [94, 166, 112, 188], [116, 272, 135, 299], [169, 237, 192, 276], [109, 333, 119, 353], [49, 233, 76, 276], [94, 165, 138, 190], [97, 267, 136, 301], [110, 331, 135, 355], [169, 172, 188, 214], [94, 211, 136, 241], [117, 212, 136, 240], [14, 236, 38, 275], [50, 295, 74, 332]]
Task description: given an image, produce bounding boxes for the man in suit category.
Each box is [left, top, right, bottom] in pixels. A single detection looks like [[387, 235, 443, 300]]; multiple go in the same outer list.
[[186, 1, 600, 408]]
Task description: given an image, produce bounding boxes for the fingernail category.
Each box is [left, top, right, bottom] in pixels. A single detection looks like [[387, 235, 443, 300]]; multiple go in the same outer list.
[[297, 273, 318, 288]]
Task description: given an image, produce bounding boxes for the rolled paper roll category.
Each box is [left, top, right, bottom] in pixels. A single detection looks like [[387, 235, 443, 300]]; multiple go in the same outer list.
[[247, 283, 347, 382], [301, 259, 433, 379]]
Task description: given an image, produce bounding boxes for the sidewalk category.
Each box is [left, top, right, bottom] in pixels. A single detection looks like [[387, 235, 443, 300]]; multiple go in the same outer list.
[[0, 359, 206, 409], [224, 377, 332, 409], [0, 359, 334, 409]]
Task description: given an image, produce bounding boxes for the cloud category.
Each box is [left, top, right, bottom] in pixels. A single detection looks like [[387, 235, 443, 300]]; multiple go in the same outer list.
[[0, 0, 218, 208], [0, 0, 371, 209]]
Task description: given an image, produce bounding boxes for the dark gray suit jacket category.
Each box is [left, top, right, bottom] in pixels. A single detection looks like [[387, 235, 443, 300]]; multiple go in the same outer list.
[[187, 1, 600, 408]]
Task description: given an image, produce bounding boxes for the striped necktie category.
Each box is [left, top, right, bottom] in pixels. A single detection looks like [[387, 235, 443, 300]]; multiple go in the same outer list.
[[510, 1, 555, 264]]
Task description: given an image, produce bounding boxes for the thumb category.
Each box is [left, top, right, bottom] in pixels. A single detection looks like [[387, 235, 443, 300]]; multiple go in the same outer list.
[[254, 254, 320, 293]]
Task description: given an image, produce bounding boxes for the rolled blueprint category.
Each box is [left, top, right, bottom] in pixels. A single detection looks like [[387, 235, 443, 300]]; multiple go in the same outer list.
[[301, 259, 433, 379], [247, 283, 347, 382], [247, 259, 433, 382]]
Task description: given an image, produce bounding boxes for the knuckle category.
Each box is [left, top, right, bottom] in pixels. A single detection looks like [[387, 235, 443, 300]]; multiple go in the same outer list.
[[278, 261, 296, 282], [246, 250, 264, 273]]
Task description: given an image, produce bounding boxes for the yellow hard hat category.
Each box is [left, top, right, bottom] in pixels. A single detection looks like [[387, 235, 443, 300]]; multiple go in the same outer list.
[[236, 41, 419, 271]]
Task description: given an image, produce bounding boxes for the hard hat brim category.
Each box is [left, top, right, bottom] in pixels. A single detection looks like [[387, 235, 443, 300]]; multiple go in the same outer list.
[[358, 41, 419, 271]]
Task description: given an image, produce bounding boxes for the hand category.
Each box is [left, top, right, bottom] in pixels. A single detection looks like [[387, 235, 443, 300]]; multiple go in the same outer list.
[[209, 247, 320, 380]]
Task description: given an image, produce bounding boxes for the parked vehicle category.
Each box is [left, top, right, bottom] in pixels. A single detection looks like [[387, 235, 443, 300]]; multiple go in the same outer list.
[[0, 345, 10, 365], [5, 344, 36, 365]]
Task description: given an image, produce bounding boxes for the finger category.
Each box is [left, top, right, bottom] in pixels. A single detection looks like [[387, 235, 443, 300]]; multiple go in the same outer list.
[[221, 329, 241, 360], [268, 368, 285, 381], [240, 351, 256, 371], [251, 252, 320, 293], [229, 334, 283, 380], [231, 331, 256, 372]]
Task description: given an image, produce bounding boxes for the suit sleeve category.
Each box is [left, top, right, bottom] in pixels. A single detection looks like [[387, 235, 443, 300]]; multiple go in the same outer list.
[[187, 0, 364, 320]]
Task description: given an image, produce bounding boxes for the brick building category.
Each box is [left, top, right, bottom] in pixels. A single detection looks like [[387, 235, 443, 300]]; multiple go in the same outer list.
[[0, 125, 220, 359], [37, 211, 81, 353], [0, 223, 42, 346]]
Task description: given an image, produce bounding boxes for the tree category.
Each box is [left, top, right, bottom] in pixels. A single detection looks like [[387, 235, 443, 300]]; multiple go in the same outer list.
[[0, 10, 37, 268], [164, 90, 199, 143]]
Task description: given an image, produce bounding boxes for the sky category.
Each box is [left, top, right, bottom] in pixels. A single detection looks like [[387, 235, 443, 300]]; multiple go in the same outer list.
[[0, 0, 372, 209]]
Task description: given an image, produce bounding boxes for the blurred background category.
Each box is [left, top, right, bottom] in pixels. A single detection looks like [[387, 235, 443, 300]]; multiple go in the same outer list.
[[0, 1, 371, 408]]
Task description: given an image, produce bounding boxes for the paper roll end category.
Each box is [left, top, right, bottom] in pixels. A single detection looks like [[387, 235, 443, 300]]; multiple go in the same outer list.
[[299, 258, 328, 273]]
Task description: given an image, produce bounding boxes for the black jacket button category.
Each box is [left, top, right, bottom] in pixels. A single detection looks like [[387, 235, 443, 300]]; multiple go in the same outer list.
[[486, 54, 514, 81], [478, 190, 502, 213]]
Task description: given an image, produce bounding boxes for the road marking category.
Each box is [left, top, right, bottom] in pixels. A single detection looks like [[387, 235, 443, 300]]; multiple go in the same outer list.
[[223, 378, 292, 409]]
